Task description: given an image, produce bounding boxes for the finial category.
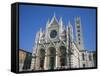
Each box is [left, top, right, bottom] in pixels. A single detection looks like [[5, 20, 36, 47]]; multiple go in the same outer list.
[[68, 20, 72, 29], [76, 16, 80, 20], [59, 17, 63, 25], [59, 17, 62, 21], [47, 18, 50, 24], [39, 28, 42, 32], [46, 18, 50, 28]]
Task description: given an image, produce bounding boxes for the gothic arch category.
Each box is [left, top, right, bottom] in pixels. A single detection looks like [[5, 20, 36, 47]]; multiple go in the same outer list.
[[59, 46, 67, 68], [57, 41, 65, 48], [47, 47, 56, 69], [38, 48, 45, 69]]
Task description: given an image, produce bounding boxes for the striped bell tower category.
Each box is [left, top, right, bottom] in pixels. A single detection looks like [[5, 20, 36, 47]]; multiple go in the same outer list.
[[75, 16, 84, 50]]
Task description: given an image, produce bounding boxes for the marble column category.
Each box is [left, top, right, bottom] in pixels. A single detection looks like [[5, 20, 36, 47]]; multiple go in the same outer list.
[[55, 47, 60, 69], [44, 48, 49, 70]]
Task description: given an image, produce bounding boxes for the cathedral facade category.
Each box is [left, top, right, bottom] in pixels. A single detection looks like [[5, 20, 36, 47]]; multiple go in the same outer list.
[[31, 14, 96, 70]]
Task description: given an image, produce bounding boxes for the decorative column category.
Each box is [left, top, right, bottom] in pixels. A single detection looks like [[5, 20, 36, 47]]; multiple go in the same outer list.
[[44, 48, 49, 70], [55, 47, 60, 69], [65, 49, 68, 68]]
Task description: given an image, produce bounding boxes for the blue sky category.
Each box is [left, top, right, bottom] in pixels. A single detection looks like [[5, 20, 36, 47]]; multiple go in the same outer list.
[[19, 4, 96, 53]]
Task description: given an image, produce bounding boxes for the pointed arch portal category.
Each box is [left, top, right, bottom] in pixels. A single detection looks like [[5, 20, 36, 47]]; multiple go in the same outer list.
[[39, 48, 45, 69], [48, 47, 56, 69], [59, 46, 67, 68]]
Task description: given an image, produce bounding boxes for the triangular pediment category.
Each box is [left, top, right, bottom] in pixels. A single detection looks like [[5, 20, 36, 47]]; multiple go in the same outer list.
[[50, 17, 58, 25], [48, 14, 59, 27]]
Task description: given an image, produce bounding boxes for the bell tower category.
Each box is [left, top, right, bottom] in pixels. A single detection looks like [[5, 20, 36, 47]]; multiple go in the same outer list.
[[75, 16, 84, 50]]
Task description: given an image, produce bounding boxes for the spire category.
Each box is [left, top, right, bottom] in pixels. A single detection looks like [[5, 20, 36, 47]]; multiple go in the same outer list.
[[67, 20, 74, 42], [59, 17, 64, 31], [68, 20, 72, 27], [46, 18, 50, 28], [59, 17, 66, 33], [35, 32, 40, 44], [68, 20, 73, 32], [59, 17, 63, 26], [76, 16, 80, 20], [66, 25, 68, 32], [59, 17, 66, 41], [39, 28, 43, 38], [39, 28, 42, 33], [66, 20, 72, 32], [52, 12, 56, 20]]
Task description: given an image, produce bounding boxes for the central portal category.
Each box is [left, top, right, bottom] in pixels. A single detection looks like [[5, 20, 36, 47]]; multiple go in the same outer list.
[[48, 47, 56, 70]]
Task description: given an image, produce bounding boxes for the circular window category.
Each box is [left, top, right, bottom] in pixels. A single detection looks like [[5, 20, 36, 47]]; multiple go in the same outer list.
[[50, 30, 57, 38]]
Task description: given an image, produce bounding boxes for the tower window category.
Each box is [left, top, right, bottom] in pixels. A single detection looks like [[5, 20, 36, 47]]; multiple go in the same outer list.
[[78, 34, 80, 36], [77, 30, 80, 32], [77, 26, 80, 28], [78, 38, 80, 40], [79, 42, 80, 44]]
